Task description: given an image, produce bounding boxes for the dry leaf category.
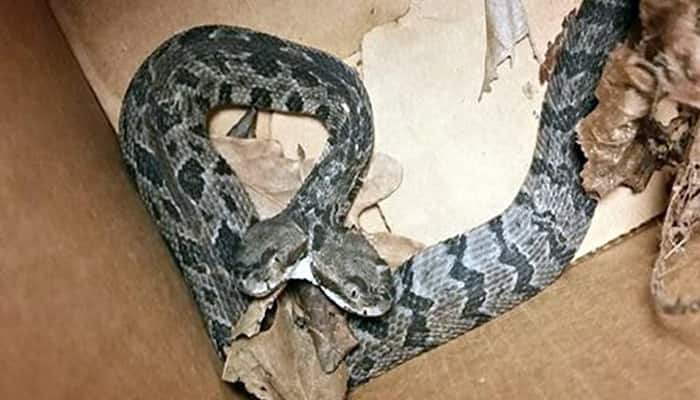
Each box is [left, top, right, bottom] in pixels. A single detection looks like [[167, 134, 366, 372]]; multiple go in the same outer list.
[[223, 285, 349, 400], [297, 145, 318, 181], [212, 136, 303, 218], [577, 0, 700, 198], [213, 130, 404, 231], [367, 231, 425, 268], [291, 284, 359, 373], [641, 0, 700, 109], [346, 153, 403, 229], [577, 0, 700, 196], [209, 107, 274, 139], [480, 0, 537, 98], [652, 124, 700, 315], [230, 287, 284, 339], [577, 46, 657, 198], [538, 8, 576, 84], [578, 0, 700, 319]]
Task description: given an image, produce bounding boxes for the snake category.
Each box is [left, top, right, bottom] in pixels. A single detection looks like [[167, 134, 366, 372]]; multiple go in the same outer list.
[[118, 0, 637, 389]]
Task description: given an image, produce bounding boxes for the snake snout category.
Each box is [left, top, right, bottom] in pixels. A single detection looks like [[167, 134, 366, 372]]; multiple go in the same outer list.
[[240, 256, 288, 297]]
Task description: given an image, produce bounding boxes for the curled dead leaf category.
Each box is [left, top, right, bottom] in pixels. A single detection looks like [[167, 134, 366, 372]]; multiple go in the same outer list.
[[641, 0, 700, 109], [212, 128, 403, 235], [291, 284, 359, 373], [538, 8, 576, 84], [577, 46, 657, 198], [580, 0, 700, 320], [346, 153, 403, 229], [223, 285, 349, 400], [230, 287, 284, 340], [652, 124, 700, 315], [212, 136, 302, 218], [367, 231, 425, 269], [577, 0, 700, 199]]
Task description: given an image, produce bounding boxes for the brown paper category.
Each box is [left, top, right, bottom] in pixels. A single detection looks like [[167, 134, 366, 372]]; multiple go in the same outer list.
[[49, 0, 410, 127]]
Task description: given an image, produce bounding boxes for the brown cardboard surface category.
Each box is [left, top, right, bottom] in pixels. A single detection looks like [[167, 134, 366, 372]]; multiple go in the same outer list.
[[0, 2, 241, 399], [48, 0, 410, 127], [3, 1, 698, 399], [351, 223, 700, 400]]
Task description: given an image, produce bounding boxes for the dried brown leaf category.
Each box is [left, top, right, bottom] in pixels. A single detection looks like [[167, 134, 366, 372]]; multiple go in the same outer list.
[[212, 136, 302, 218], [641, 0, 700, 108], [223, 287, 349, 400], [577, 0, 700, 321], [652, 124, 700, 315], [291, 284, 359, 373], [538, 8, 576, 84], [367, 232, 425, 269], [577, 46, 657, 197], [209, 108, 274, 139], [346, 153, 403, 229], [578, 0, 700, 199], [212, 131, 403, 232], [230, 287, 284, 339]]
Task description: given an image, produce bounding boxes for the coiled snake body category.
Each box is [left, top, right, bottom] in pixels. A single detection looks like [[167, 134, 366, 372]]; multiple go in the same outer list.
[[118, 0, 637, 387]]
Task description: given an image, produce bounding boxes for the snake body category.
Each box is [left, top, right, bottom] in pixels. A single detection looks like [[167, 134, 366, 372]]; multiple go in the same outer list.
[[118, 0, 637, 388]]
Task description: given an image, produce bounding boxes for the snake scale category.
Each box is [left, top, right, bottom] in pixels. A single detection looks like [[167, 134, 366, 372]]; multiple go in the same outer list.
[[118, 0, 637, 388]]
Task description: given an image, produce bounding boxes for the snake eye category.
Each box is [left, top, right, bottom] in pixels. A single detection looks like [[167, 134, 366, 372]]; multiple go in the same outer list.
[[345, 282, 360, 300]]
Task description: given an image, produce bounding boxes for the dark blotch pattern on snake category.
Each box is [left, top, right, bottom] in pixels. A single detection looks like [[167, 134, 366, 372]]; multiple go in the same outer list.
[[118, 0, 637, 388]]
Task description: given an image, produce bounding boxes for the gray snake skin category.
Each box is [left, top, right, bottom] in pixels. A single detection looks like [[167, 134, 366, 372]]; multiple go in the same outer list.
[[118, 0, 637, 388]]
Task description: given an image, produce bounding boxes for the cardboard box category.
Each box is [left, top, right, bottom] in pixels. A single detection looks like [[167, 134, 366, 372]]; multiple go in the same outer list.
[[3, 1, 698, 398]]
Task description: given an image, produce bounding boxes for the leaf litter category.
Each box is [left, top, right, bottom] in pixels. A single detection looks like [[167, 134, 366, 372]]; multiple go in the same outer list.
[[566, 0, 700, 319]]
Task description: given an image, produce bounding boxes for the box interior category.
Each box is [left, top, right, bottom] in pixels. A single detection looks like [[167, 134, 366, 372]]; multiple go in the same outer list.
[[3, 1, 700, 399]]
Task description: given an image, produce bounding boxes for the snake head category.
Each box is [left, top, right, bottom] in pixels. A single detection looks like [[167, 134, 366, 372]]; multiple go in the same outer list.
[[308, 228, 395, 317], [237, 213, 308, 297]]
